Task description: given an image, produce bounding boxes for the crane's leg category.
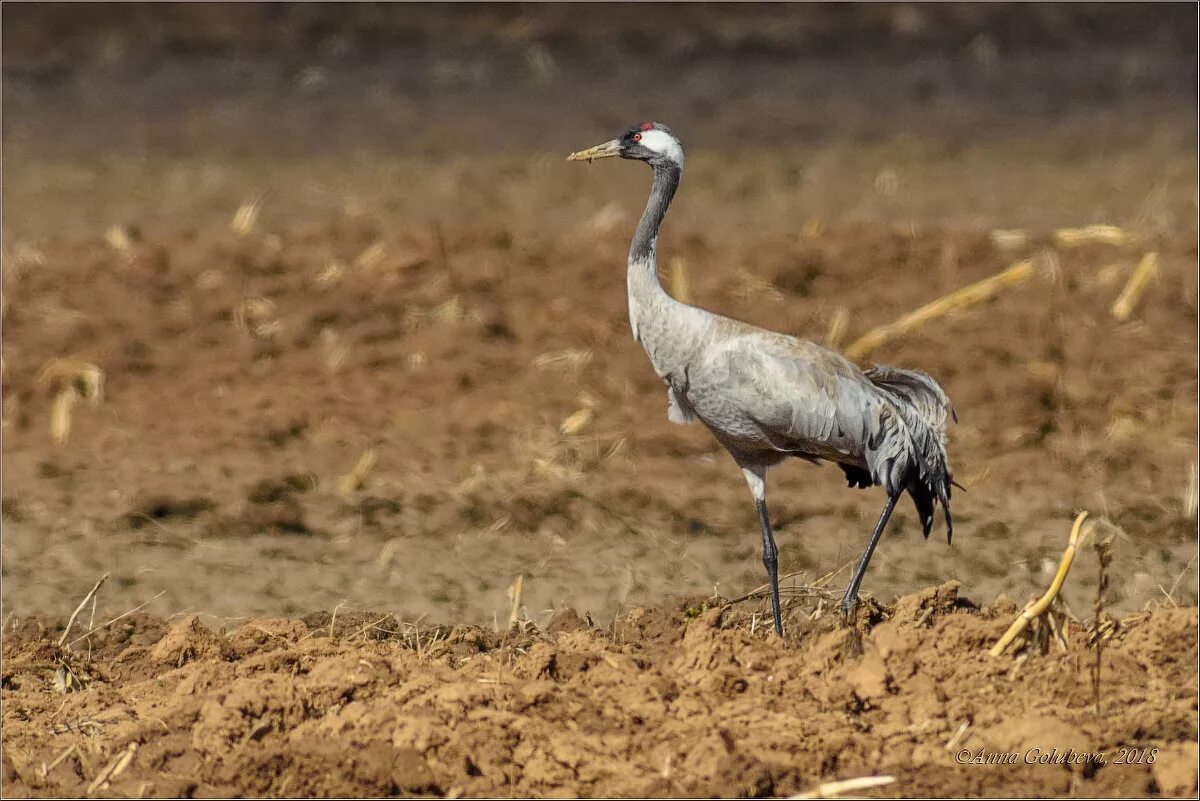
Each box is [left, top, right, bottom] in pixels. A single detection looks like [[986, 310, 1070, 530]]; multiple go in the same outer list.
[[840, 489, 902, 619], [742, 467, 783, 636]]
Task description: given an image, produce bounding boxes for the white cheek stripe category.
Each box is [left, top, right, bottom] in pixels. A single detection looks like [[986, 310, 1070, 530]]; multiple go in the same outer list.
[[639, 129, 684, 165]]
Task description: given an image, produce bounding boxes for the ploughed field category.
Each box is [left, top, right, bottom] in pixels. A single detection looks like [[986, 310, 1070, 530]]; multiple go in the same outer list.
[[2, 4, 1197, 797], [2, 588, 1197, 797]]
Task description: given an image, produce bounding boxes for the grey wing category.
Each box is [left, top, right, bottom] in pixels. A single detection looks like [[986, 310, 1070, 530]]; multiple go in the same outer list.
[[706, 337, 882, 463]]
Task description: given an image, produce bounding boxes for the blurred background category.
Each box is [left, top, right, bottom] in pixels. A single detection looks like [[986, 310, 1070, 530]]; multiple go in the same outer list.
[[3, 4, 1197, 628]]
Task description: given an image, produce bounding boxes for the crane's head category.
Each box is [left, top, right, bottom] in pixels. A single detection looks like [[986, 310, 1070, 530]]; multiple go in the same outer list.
[[567, 122, 684, 169]]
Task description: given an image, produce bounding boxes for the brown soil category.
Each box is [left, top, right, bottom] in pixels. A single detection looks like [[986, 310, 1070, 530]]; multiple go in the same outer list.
[[2, 5, 1198, 797], [2, 586, 1197, 797]]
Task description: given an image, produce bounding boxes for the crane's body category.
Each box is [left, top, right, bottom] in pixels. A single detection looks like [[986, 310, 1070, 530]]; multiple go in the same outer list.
[[569, 123, 956, 635]]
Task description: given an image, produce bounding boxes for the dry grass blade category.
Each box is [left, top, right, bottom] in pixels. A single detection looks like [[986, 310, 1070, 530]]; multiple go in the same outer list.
[[66, 591, 166, 649], [824, 306, 849, 348], [507, 575, 525, 628], [86, 742, 137, 795], [989, 229, 1029, 250], [990, 511, 1090, 657], [48, 718, 102, 736], [231, 196, 263, 236], [355, 242, 387, 271], [1158, 554, 1197, 608], [944, 720, 971, 750], [1183, 462, 1198, 520], [58, 573, 110, 649], [728, 583, 838, 606], [329, 600, 346, 641], [429, 221, 462, 292], [438, 296, 466, 326], [316, 259, 346, 284], [319, 328, 350, 374], [731, 267, 784, 302], [234, 296, 280, 340], [37, 359, 105, 402], [104, 225, 135, 255], [346, 614, 397, 643], [533, 348, 593, 375], [1110, 252, 1158, 321], [49, 387, 78, 445], [559, 408, 593, 436], [1054, 224, 1129, 247], [41, 743, 78, 778], [845, 258, 1037, 360], [337, 449, 378, 496], [789, 775, 895, 799]]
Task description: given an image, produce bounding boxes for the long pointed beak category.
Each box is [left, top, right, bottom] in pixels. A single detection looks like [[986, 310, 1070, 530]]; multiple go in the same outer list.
[[567, 139, 621, 162]]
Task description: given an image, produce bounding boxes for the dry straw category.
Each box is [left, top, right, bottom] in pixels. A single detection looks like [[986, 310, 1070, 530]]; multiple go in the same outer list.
[[1110, 252, 1158, 322], [38, 359, 105, 401], [41, 743, 79, 778], [104, 225, 134, 255], [844, 258, 1039, 361], [823, 306, 849, 349], [319, 328, 350, 374], [38, 359, 105, 445], [64, 591, 166, 649], [87, 742, 138, 795], [1053, 224, 1129, 248], [559, 407, 593, 436], [1184, 462, 1198, 520], [731, 267, 784, 302], [355, 242, 387, 271], [789, 775, 895, 799], [234, 296, 280, 340], [57, 574, 109, 649], [989, 229, 1029, 250], [337, 449, 377, 496], [49, 388, 79, 445], [990, 511, 1090, 657], [231, 196, 263, 236], [533, 348, 593, 375], [507, 575, 525, 628]]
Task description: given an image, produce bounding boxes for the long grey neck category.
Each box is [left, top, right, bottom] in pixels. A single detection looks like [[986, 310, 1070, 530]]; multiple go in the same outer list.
[[627, 161, 706, 376], [629, 162, 681, 272]]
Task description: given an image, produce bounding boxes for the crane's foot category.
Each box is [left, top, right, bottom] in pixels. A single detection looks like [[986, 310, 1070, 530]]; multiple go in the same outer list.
[[839, 590, 865, 656], [839, 591, 858, 625]]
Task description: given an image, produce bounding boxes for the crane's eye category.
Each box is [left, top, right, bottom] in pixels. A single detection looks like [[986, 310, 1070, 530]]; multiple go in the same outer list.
[[631, 133, 642, 142]]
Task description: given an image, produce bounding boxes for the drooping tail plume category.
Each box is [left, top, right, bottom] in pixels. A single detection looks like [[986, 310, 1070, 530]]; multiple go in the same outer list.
[[863, 365, 956, 542]]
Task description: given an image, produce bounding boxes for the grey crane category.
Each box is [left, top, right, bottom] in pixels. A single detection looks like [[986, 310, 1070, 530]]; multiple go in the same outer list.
[[567, 122, 957, 636]]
